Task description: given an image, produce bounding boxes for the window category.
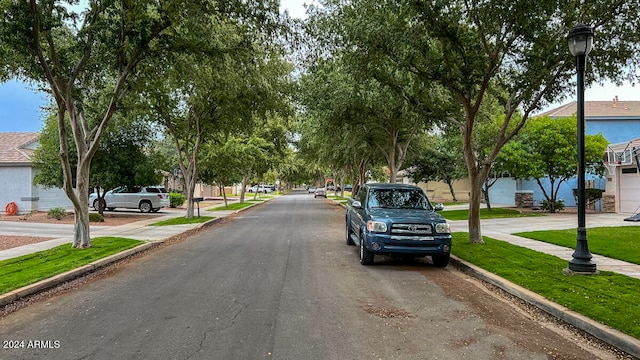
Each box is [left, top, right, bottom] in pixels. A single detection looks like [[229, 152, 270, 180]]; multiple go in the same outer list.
[[367, 189, 430, 210]]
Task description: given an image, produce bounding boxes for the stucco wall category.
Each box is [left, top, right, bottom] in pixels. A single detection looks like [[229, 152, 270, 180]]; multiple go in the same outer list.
[[0, 166, 35, 214], [586, 118, 640, 144], [1, 166, 74, 214], [417, 178, 471, 202]]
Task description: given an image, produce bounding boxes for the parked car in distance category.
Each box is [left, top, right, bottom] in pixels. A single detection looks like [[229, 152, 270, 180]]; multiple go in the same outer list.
[[307, 186, 316, 193], [247, 185, 273, 193], [89, 185, 170, 213], [336, 184, 353, 191], [345, 183, 451, 266], [314, 187, 327, 198]]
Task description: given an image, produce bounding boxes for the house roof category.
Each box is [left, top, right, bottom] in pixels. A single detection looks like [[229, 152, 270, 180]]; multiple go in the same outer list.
[[538, 100, 640, 118], [0, 132, 39, 165]]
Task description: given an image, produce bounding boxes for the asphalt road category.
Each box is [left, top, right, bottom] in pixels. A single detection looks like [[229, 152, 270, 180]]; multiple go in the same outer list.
[[0, 191, 614, 359]]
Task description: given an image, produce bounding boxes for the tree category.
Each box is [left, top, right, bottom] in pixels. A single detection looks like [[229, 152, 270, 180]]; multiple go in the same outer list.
[[307, 0, 640, 243], [33, 112, 163, 216], [141, 6, 291, 218], [199, 137, 244, 208], [406, 133, 467, 202], [499, 116, 608, 213], [0, 0, 213, 247]]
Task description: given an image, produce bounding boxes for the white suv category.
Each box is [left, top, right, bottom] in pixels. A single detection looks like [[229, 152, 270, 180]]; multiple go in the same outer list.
[[89, 186, 170, 213], [247, 185, 274, 193]]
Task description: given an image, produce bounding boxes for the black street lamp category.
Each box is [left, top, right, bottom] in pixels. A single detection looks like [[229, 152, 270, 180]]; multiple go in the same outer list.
[[567, 24, 597, 274]]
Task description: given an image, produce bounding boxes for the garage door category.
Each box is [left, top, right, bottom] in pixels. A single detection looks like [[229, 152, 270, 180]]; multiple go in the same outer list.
[[620, 168, 640, 213]]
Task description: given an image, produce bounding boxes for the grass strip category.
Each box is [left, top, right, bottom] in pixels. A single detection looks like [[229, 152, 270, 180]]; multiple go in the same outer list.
[[0, 237, 143, 294], [452, 233, 640, 338], [441, 208, 544, 220], [151, 216, 215, 226], [515, 227, 640, 265], [208, 202, 255, 211]]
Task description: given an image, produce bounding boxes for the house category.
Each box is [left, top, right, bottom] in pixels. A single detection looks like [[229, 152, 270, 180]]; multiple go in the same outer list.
[[603, 138, 640, 214], [0, 132, 72, 214], [416, 99, 640, 212], [504, 99, 640, 212]]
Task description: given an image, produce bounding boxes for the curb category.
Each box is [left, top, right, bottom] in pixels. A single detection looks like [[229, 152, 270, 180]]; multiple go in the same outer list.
[[450, 255, 640, 358]]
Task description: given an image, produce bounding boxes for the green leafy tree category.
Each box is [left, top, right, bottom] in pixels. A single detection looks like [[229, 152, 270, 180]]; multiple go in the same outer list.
[[498, 116, 608, 213], [407, 133, 467, 202], [306, 0, 640, 243], [199, 137, 245, 208], [32, 113, 164, 215], [141, 15, 290, 218], [0, 0, 213, 247]]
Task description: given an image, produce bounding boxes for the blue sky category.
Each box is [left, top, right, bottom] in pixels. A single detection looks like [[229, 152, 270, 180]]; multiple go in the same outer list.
[[1, 0, 637, 133], [3, 77, 636, 133]]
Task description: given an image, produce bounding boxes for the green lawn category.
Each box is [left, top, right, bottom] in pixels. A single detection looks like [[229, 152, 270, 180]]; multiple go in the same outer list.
[[208, 202, 256, 211], [515, 227, 640, 265], [440, 208, 544, 220], [150, 216, 215, 226], [0, 237, 143, 294], [452, 233, 640, 339]]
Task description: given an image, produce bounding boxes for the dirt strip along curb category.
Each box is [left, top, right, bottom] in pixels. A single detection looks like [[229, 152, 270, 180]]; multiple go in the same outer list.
[[450, 255, 640, 358]]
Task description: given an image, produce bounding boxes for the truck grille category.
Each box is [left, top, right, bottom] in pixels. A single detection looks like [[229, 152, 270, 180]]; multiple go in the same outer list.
[[390, 223, 433, 240]]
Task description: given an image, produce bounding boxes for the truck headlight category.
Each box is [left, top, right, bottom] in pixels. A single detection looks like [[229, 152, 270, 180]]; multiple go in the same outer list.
[[435, 222, 451, 234], [367, 221, 387, 233]]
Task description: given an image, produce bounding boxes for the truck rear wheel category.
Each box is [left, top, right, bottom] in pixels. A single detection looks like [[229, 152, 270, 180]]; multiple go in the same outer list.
[[345, 220, 355, 246], [359, 233, 374, 265]]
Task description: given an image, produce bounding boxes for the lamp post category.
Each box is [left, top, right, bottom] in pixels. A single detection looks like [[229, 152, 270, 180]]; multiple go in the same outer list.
[[567, 24, 597, 274]]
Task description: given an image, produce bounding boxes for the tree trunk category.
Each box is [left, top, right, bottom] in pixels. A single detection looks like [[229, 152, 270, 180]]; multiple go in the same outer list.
[[240, 176, 249, 203], [72, 160, 92, 248], [482, 185, 492, 211], [221, 183, 228, 208], [447, 180, 457, 202], [467, 173, 485, 244]]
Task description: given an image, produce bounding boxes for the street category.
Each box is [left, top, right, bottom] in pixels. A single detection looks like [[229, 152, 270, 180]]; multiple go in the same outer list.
[[0, 191, 618, 359]]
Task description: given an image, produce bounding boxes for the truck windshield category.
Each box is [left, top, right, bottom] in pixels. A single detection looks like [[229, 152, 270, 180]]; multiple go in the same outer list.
[[368, 189, 431, 210]]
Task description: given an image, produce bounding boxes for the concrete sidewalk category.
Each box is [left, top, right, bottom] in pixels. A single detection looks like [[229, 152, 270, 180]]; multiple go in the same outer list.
[[447, 211, 640, 279], [0, 202, 242, 261]]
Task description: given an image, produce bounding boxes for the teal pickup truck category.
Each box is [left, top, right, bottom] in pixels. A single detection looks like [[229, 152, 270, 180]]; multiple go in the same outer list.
[[345, 183, 452, 266]]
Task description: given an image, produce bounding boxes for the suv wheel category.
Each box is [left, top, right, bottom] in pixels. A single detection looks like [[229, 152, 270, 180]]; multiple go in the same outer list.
[[92, 199, 105, 211], [139, 201, 152, 213]]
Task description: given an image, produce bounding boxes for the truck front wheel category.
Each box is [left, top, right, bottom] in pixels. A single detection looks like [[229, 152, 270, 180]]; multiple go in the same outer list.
[[359, 233, 374, 265], [432, 254, 450, 267]]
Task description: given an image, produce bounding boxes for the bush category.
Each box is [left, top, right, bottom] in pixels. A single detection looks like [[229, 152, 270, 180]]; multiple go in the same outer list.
[[170, 192, 185, 208], [47, 207, 68, 220], [540, 199, 565, 213], [89, 213, 104, 222]]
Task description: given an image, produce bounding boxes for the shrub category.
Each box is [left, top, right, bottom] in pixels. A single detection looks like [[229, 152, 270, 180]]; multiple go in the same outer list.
[[47, 207, 68, 220], [89, 213, 104, 222], [540, 199, 565, 213], [170, 192, 186, 208]]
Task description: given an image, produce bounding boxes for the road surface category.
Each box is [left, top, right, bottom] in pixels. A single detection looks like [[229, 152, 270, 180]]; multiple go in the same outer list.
[[0, 191, 618, 359]]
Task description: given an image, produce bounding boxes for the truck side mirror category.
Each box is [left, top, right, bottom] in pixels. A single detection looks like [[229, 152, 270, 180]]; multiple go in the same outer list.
[[434, 203, 444, 211], [352, 201, 362, 209]]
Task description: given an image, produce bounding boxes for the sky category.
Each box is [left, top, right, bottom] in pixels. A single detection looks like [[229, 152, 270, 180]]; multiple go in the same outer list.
[[1, 1, 637, 133]]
